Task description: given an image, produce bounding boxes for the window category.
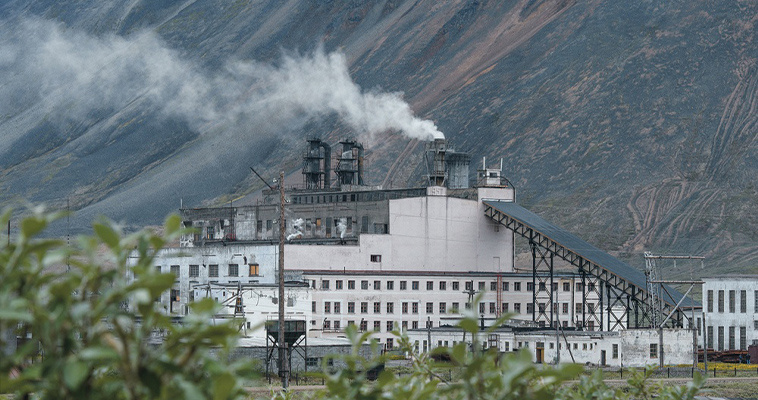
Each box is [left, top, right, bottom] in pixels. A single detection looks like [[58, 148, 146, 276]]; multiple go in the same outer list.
[[348, 280, 355, 289], [323, 320, 331, 330], [707, 290, 713, 313], [478, 282, 485, 290], [729, 326, 735, 350], [412, 281, 419, 290], [741, 290, 747, 313], [576, 303, 583, 314], [209, 264, 219, 278], [452, 302, 459, 312], [386, 321, 394, 332], [386, 338, 394, 348], [360, 320, 368, 332], [387, 281, 394, 290], [503, 282, 509, 291], [514, 303, 521, 313], [526, 303, 533, 314], [361, 280, 369, 290], [206, 226, 214, 239], [373, 321, 381, 331], [452, 281, 459, 291], [335, 280, 343, 290], [650, 343, 658, 358], [370, 254, 382, 262], [427, 281, 434, 290], [612, 344, 618, 359], [755, 290, 758, 312], [502, 303, 508, 313], [248, 264, 259, 276], [539, 282, 546, 291], [170, 265, 180, 277], [189, 265, 199, 278], [402, 302, 408, 314], [718, 290, 724, 313], [387, 302, 394, 313], [514, 282, 521, 291], [324, 302, 331, 313], [562, 303, 569, 313], [333, 321, 341, 330], [729, 290, 736, 313], [228, 264, 238, 277], [306, 357, 319, 367], [707, 326, 713, 349], [412, 321, 418, 329], [360, 302, 368, 313], [465, 281, 473, 291], [490, 282, 497, 291], [526, 282, 533, 291], [374, 280, 381, 290], [426, 302, 433, 313], [489, 302, 496, 314], [402, 321, 408, 330], [587, 303, 595, 314], [439, 281, 447, 290], [741, 326, 747, 350], [718, 326, 724, 351], [412, 302, 419, 314], [563, 282, 571, 292], [373, 302, 381, 313], [348, 302, 355, 314], [439, 302, 447, 313], [266, 220, 272, 231], [400, 281, 407, 290], [334, 302, 341, 314], [322, 280, 330, 290]]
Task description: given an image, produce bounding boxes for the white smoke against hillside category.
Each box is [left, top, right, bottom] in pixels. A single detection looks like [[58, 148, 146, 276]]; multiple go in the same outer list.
[[336, 217, 347, 239], [0, 17, 443, 143]]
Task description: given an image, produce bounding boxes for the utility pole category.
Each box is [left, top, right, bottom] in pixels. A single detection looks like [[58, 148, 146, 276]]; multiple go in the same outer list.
[[278, 171, 289, 389]]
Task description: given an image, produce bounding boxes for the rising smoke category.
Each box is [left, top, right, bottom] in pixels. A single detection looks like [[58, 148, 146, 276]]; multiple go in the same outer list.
[[0, 17, 444, 144]]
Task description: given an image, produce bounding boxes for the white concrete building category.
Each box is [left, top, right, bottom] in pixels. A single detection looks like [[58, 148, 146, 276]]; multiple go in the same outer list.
[[134, 138, 696, 366], [701, 275, 758, 351], [406, 326, 694, 367]]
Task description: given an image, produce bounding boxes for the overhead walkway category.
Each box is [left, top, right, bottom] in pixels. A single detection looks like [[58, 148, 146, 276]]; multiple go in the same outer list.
[[483, 200, 698, 329]]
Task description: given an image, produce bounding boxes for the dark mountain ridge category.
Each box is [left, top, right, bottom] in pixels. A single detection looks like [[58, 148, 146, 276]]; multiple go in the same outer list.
[[1, 0, 756, 273]]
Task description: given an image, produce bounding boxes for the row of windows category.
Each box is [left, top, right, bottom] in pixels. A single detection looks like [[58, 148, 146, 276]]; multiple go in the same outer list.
[[706, 325, 749, 351], [157, 264, 259, 278], [316, 301, 600, 315], [318, 279, 594, 292], [706, 289, 751, 314]]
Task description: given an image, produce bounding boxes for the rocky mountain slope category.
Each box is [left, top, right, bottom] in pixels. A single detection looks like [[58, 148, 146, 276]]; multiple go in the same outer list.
[[1, 0, 756, 273]]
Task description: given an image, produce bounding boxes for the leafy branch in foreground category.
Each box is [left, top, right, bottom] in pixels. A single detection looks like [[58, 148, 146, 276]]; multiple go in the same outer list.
[[0, 208, 253, 400]]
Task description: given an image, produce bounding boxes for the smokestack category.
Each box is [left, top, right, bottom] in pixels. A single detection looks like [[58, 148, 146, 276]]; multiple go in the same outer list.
[[321, 141, 331, 189], [426, 138, 447, 187]]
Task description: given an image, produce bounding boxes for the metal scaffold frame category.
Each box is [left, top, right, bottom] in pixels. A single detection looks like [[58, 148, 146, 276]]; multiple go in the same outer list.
[[483, 201, 694, 329]]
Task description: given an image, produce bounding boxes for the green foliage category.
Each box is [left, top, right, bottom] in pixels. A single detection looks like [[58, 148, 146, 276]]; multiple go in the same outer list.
[[0, 208, 253, 399]]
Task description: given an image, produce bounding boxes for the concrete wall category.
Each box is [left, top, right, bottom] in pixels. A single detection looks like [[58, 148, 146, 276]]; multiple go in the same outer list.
[[620, 328, 694, 367], [702, 276, 758, 350]]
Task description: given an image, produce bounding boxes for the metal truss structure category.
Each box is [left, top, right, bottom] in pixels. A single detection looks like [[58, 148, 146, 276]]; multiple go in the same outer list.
[[483, 201, 693, 329]]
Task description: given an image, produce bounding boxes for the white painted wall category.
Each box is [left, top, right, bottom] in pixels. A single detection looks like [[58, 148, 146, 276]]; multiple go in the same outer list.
[[702, 276, 758, 350], [285, 188, 514, 273], [620, 328, 694, 366]]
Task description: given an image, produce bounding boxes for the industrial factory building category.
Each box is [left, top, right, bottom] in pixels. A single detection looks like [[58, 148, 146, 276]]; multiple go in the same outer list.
[[134, 138, 699, 366]]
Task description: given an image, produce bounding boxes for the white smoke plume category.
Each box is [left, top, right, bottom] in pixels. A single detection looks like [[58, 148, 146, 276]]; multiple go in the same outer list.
[[336, 217, 347, 239], [0, 17, 444, 144], [287, 218, 304, 241]]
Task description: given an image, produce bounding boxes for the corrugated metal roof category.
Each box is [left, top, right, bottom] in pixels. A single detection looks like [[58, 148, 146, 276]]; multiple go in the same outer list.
[[483, 201, 698, 308]]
